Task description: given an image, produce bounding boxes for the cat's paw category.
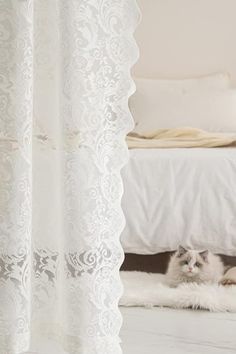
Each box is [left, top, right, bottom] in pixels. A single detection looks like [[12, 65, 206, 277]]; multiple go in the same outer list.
[[219, 267, 236, 286], [219, 278, 236, 286]]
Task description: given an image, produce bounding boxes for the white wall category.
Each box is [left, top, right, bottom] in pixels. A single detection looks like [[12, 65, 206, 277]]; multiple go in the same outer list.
[[134, 0, 236, 86]]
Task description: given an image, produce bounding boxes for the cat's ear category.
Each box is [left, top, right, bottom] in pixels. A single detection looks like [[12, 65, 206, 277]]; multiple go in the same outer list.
[[177, 246, 187, 257], [199, 250, 209, 262]]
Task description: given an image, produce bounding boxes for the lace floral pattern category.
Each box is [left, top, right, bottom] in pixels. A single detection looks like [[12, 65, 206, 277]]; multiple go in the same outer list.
[[0, 0, 140, 353]]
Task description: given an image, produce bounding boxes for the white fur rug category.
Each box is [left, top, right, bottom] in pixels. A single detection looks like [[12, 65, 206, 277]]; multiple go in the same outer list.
[[120, 271, 236, 312]]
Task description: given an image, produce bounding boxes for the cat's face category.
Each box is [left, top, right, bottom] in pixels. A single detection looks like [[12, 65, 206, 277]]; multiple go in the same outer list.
[[176, 246, 208, 277]]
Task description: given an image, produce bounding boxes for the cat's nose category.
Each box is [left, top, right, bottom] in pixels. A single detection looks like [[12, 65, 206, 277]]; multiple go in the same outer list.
[[188, 267, 193, 272]]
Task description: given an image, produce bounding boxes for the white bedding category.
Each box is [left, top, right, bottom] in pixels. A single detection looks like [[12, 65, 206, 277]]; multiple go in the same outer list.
[[121, 148, 236, 256]]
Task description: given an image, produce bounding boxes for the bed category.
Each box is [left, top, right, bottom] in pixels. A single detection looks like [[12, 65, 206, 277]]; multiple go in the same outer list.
[[121, 75, 236, 272]]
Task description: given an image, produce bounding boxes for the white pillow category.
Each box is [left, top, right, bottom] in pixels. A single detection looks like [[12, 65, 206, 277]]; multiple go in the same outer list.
[[130, 88, 236, 133], [133, 74, 230, 94]]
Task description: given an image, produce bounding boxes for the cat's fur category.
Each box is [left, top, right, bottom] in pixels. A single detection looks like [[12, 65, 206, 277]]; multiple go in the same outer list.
[[166, 246, 224, 287]]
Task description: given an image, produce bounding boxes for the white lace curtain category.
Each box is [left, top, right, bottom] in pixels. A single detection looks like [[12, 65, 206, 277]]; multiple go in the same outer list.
[[0, 1, 140, 353]]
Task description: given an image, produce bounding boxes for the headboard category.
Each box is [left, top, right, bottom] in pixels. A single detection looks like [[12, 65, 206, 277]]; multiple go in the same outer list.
[[134, 0, 236, 86]]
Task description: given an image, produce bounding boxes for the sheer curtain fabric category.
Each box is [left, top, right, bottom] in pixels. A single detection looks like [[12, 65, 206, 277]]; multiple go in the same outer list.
[[0, 1, 140, 353]]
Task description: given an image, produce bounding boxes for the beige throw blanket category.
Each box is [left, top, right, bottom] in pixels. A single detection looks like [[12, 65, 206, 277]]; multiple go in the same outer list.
[[126, 127, 236, 149]]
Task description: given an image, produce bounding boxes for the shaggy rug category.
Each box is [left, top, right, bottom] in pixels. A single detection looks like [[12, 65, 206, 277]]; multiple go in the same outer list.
[[120, 271, 236, 312]]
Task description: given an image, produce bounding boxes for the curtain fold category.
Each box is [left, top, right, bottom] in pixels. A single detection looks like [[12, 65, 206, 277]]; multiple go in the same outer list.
[[0, 1, 140, 353]]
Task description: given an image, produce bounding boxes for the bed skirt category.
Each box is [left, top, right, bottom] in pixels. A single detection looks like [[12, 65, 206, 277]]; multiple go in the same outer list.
[[121, 253, 236, 274]]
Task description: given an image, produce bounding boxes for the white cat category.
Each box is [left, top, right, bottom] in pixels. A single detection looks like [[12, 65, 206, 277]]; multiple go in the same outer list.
[[166, 246, 224, 287]]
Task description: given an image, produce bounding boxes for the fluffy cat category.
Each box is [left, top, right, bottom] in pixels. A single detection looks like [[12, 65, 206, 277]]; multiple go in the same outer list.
[[166, 246, 224, 287]]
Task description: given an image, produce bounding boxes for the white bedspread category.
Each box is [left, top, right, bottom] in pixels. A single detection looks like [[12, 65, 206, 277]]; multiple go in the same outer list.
[[121, 148, 236, 255]]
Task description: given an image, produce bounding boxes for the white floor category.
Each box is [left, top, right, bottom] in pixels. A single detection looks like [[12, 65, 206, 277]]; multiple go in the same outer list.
[[25, 307, 236, 354], [120, 307, 236, 354]]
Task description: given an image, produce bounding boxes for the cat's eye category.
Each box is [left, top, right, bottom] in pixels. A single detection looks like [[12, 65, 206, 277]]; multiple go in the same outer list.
[[184, 261, 188, 265], [195, 262, 201, 267]]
